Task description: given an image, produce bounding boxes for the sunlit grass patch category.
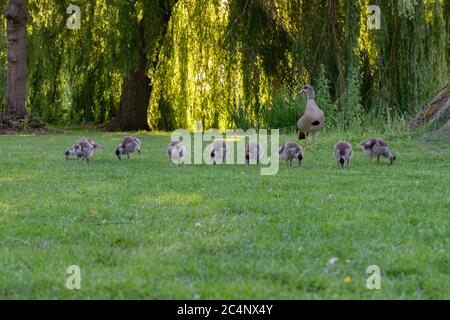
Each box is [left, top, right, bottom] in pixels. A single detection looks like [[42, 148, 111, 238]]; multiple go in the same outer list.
[[0, 129, 449, 299]]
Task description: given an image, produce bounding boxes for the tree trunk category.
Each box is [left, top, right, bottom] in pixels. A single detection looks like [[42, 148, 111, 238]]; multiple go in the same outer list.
[[112, 1, 177, 131], [112, 16, 150, 131], [409, 81, 450, 129], [3, 0, 27, 120]]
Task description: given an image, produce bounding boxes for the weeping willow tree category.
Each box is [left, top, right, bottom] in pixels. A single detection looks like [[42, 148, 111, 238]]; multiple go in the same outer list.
[[24, 0, 123, 123], [112, 0, 179, 130], [1, 0, 448, 130], [0, 0, 6, 110], [149, 0, 233, 131], [446, 0, 450, 67], [369, 0, 448, 118]]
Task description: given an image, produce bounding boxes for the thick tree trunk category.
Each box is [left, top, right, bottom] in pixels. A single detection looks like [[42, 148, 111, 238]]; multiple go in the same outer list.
[[112, 1, 177, 131], [115, 59, 151, 131], [113, 19, 150, 131], [3, 0, 27, 120], [409, 81, 450, 129]]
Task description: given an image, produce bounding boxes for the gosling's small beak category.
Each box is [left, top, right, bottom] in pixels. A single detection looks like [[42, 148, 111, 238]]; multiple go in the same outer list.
[[390, 156, 396, 165], [298, 89, 304, 95]]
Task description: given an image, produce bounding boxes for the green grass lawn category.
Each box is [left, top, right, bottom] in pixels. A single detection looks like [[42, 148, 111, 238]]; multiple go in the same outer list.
[[0, 129, 449, 299]]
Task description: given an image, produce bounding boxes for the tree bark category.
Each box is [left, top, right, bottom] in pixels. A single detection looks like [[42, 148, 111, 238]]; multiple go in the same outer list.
[[409, 81, 450, 129], [3, 0, 27, 120], [113, 1, 177, 131], [113, 18, 151, 131]]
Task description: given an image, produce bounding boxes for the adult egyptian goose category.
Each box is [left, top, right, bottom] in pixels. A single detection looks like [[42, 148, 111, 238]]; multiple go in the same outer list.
[[358, 138, 396, 165], [115, 136, 141, 160], [297, 85, 325, 140], [279, 141, 304, 168], [333, 141, 353, 167]]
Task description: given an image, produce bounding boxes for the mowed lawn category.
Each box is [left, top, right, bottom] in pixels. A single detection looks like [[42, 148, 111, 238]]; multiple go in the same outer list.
[[0, 129, 449, 299]]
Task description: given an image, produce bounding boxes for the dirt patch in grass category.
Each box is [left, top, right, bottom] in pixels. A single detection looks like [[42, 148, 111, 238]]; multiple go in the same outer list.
[[0, 118, 51, 135]]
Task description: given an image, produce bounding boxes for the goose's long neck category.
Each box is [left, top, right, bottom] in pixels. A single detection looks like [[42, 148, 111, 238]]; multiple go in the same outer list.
[[306, 95, 320, 112]]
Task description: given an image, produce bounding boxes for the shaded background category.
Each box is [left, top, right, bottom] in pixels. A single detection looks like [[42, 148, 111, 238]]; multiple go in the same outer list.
[[0, 0, 449, 131]]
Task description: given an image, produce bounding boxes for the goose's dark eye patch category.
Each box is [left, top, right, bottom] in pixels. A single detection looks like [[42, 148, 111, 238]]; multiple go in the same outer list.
[[312, 121, 320, 126]]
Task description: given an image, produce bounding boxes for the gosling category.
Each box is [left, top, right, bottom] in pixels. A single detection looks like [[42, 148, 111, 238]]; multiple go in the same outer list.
[[245, 142, 262, 165], [65, 138, 99, 164], [210, 140, 227, 165], [333, 141, 353, 167], [167, 141, 187, 165], [358, 138, 396, 165], [279, 141, 304, 168], [115, 136, 141, 160]]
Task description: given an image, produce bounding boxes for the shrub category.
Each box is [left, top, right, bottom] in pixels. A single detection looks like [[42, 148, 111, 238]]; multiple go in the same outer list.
[[310, 64, 335, 131], [262, 88, 304, 132], [338, 64, 365, 132]]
